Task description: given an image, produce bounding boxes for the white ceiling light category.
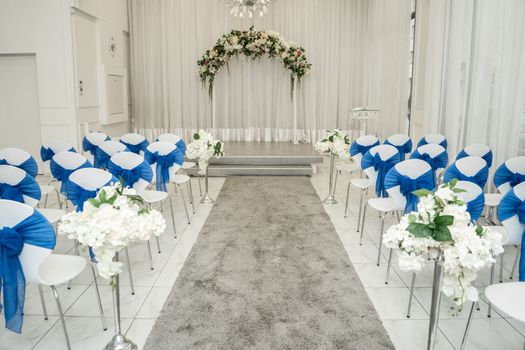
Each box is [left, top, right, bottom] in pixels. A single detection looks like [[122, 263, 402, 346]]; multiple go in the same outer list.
[[224, 0, 273, 18]]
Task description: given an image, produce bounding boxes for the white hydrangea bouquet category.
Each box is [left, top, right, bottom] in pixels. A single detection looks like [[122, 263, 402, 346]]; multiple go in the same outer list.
[[58, 181, 166, 281], [314, 129, 350, 159], [186, 129, 224, 173], [383, 179, 503, 313]]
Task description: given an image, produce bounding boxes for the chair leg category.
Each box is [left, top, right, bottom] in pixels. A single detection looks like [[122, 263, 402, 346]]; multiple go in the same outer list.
[[344, 181, 351, 218], [67, 241, 80, 290], [488, 262, 495, 317], [359, 202, 368, 245], [168, 196, 177, 238], [50, 285, 72, 350], [179, 184, 191, 224], [43, 194, 49, 208], [460, 302, 476, 350], [407, 273, 416, 318], [124, 247, 135, 295], [155, 235, 161, 254], [187, 181, 196, 214], [377, 214, 386, 266], [146, 240, 154, 270], [499, 252, 505, 283], [357, 189, 364, 232], [38, 285, 48, 320], [510, 246, 520, 279], [56, 189, 62, 210], [90, 264, 107, 331], [385, 249, 393, 284]]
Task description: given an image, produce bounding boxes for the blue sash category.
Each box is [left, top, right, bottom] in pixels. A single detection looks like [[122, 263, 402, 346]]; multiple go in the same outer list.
[[50, 159, 92, 193], [417, 136, 447, 149], [67, 176, 117, 212], [465, 191, 485, 222], [120, 139, 149, 155], [498, 190, 525, 281], [384, 139, 412, 161], [40, 146, 76, 162], [144, 148, 184, 192], [0, 174, 41, 204], [456, 149, 493, 168], [82, 135, 111, 156], [349, 139, 380, 157], [94, 145, 128, 169], [361, 151, 401, 197], [107, 161, 153, 188], [494, 163, 525, 189], [410, 149, 448, 186], [0, 157, 38, 178], [444, 163, 489, 188], [385, 167, 435, 213], [0, 209, 55, 333]]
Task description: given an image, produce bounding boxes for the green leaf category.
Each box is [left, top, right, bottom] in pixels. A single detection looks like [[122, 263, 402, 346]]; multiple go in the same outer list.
[[99, 189, 107, 202], [138, 208, 150, 215], [407, 223, 433, 238], [87, 198, 100, 208], [108, 192, 118, 205], [413, 189, 432, 197], [194, 133, 200, 140], [452, 187, 467, 193], [433, 226, 452, 242], [408, 214, 417, 223], [434, 215, 454, 227], [126, 194, 144, 204], [475, 225, 484, 236], [448, 178, 459, 188]]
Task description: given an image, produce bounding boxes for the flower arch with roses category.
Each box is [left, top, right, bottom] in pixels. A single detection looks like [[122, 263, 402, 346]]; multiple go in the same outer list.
[[197, 27, 311, 98]]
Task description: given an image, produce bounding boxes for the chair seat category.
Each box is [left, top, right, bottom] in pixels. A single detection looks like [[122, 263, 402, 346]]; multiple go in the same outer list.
[[336, 163, 358, 173], [38, 208, 65, 224], [171, 174, 190, 184], [483, 225, 509, 245], [368, 197, 395, 212], [40, 184, 55, 196], [485, 193, 502, 207], [182, 161, 196, 169], [39, 254, 86, 286], [142, 189, 168, 203], [485, 282, 525, 323], [351, 178, 371, 189]]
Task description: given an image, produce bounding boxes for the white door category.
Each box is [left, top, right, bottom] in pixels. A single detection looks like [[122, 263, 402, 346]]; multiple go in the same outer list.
[[0, 54, 42, 162]]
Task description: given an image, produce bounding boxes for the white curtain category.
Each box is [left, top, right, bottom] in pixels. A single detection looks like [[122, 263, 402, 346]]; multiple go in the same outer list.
[[414, 0, 525, 165], [128, 0, 411, 142]]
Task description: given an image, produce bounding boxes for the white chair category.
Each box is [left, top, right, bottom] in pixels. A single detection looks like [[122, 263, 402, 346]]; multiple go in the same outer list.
[[456, 144, 493, 168], [0, 147, 39, 177], [94, 140, 127, 169], [444, 156, 489, 189], [120, 132, 149, 155], [50, 151, 91, 209], [417, 133, 447, 149], [82, 132, 110, 165], [454, 180, 485, 222], [487, 156, 525, 222], [384, 134, 412, 161], [410, 144, 449, 185], [40, 141, 75, 206], [0, 200, 106, 349]]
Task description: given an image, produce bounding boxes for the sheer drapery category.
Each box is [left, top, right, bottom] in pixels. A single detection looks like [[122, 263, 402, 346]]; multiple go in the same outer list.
[[413, 0, 525, 166], [128, 0, 411, 142]]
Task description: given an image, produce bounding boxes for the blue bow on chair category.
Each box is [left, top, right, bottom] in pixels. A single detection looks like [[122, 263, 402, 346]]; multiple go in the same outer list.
[[494, 163, 525, 189], [410, 150, 448, 186], [66, 176, 116, 212], [0, 174, 41, 204], [384, 139, 412, 161], [120, 139, 149, 155], [385, 167, 435, 213], [40, 146, 76, 163], [107, 161, 153, 188], [456, 149, 493, 168], [498, 190, 525, 281], [417, 136, 448, 149], [349, 140, 380, 157], [0, 157, 38, 178], [0, 208, 56, 333], [50, 159, 92, 193], [94, 146, 128, 169], [144, 149, 184, 192], [82, 135, 111, 156], [444, 163, 489, 188], [466, 191, 485, 222], [362, 151, 400, 197]]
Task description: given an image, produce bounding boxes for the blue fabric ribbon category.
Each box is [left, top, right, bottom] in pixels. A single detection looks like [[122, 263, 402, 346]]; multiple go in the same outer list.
[[361, 151, 401, 197], [456, 149, 493, 168], [444, 163, 489, 188], [410, 149, 448, 186], [82, 135, 111, 156], [384, 139, 412, 161], [67, 176, 116, 212], [107, 161, 153, 188], [50, 159, 92, 193], [175, 139, 186, 155], [0, 157, 38, 178], [498, 190, 525, 281], [417, 136, 448, 149], [494, 163, 525, 189], [144, 148, 184, 192], [94, 146, 128, 169], [349, 140, 380, 157], [0, 174, 41, 204], [120, 139, 149, 155], [0, 209, 55, 333], [40, 146, 76, 163], [465, 191, 485, 222], [384, 167, 435, 213]]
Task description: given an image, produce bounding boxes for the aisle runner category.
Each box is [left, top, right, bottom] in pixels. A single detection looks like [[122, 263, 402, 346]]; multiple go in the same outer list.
[[144, 177, 394, 349]]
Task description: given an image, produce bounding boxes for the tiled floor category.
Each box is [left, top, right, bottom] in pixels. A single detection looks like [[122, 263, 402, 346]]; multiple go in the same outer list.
[[2, 157, 524, 350]]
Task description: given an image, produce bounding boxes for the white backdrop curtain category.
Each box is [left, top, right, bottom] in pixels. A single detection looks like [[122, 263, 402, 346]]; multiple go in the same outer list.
[[128, 0, 411, 142], [413, 0, 525, 166]]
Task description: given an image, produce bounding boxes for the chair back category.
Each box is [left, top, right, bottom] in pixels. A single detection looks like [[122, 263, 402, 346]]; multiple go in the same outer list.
[[50, 151, 91, 193], [144, 141, 184, 191], [361, 145, 401, 197], [385, 159, 434, 213], [349, 135, 380, 169], [82, 131, 110, 156], [94, 140, 128, 169], [40, 140, 75, 162], [410, 144, 448, 185], [0, 165, 41, 207], [384, 134, 412, 160], [120, 133, 149, 155], [67, 168, 116, 211], [156, 133, 187, 154], [108, 152, 153, 194], [457, 144, 493, 168], [0, 147, 39, 178], [417, 133, 447, 149], [0, 199, 56, 332], [494, 156, 525, 194], [444, 156, 489, 188], [454, 180, 485, 222]]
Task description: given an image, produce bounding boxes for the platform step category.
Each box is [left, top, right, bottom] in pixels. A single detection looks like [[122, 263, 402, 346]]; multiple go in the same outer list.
[[186, 164, 314, 176]]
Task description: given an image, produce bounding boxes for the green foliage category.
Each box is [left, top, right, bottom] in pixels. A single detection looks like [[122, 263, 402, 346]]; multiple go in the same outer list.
[[407, 215, 454, 242]]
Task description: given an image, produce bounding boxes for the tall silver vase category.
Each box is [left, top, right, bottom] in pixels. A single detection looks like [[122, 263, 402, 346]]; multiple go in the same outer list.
[[323, 154, 337, 204], [200, 164, 214, 205], [104, 252, 137, 350], [427, 249, 444, 350]]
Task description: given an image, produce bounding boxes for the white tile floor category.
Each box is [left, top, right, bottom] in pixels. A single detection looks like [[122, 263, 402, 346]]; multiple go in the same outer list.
[[1, 159, 524, 350]]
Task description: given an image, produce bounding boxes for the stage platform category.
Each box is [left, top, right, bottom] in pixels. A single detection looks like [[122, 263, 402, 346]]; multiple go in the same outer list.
[[186, 141, 324, 176]]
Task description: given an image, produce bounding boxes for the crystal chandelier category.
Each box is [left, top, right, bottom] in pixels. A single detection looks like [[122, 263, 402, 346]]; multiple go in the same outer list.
[[224, 0, 273, 18]]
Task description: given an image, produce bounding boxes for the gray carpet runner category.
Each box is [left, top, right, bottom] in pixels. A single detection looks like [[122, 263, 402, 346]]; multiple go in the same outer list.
[[143, 176, 394, 349]]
